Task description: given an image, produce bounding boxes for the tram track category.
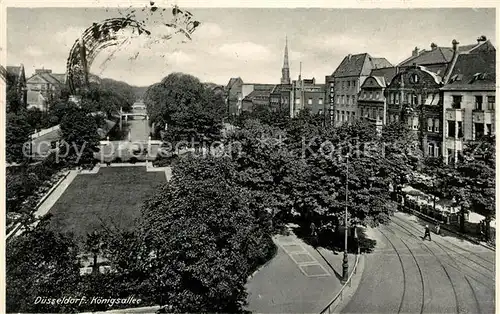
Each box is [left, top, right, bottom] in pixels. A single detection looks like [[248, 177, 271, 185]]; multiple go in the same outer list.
[[378, 228, 425, 314], [391, 216, 495, 284], [389, 217, 487, 314]]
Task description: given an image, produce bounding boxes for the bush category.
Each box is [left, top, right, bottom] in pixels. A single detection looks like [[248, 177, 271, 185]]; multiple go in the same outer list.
[[129, 157, 138, 164]]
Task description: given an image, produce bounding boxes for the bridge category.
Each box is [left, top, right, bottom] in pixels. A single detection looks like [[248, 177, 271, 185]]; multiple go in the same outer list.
[[119, 106, 149, 130]]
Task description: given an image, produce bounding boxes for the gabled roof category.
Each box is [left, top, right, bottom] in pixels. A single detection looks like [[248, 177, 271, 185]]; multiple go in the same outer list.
[[271, 84, 292, 94], [370, 67, 398, 86], [333, 53, 370, 77], [399, 47, 454, 67], [225, 77, 243, 91], [333, 53, 393, 78], [398, 40, 488, 68], [441, 45, 496, 91], [371, 57, 393, 69], [242, 86, 274, 103], [51, 73, 66, 84]]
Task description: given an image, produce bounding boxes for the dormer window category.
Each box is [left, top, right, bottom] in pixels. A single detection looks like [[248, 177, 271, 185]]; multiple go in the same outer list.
[[410, 73, 420, 84]]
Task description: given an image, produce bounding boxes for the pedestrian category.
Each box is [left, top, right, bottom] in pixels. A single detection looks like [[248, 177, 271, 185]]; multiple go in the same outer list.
[[423, 224, 431, 241], [435, 223, 440, 235]]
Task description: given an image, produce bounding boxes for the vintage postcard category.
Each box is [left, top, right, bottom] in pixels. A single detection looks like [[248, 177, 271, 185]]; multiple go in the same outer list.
[[1, 1, 497, 313]]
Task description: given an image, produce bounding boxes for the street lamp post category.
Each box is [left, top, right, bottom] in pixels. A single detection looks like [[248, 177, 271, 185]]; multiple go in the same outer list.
[[342, 155, 349, 283]]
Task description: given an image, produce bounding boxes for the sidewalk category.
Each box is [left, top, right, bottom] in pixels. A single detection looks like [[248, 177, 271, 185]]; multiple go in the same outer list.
[[245, 230, 359, 313]]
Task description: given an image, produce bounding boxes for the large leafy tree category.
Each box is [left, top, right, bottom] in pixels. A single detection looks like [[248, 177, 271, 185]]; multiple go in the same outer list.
[[141, 156, 274, 312], [6, 112, 32, 163], [6, 223, 81, 313], [59, 106, 100, 167], [145, 73, 226, 147]]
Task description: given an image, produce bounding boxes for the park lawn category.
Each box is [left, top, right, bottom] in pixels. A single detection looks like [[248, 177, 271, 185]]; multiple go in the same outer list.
[[47, 167, 166, 245]]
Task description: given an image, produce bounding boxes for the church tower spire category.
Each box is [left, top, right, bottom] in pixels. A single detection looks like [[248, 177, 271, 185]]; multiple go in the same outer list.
[[281, 36, 290, 85]]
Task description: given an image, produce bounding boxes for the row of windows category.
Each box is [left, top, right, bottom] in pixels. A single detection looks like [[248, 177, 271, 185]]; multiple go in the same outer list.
[[296, 98, 324, 105], [339, 80, 357, 91], [387, 92, 421, 105], [452, 95, 495, 110], [360, 91, 381, 100], [335, 110, 356, 122], [360, 107, 383, 120], [336, 95, 356, 105], [447, 120, 493, 138], [426, 118, 440, 133], [427, 143, 440, 157]]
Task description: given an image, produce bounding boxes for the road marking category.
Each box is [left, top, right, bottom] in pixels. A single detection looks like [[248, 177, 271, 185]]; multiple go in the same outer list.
[[275, 236, 331, 278]]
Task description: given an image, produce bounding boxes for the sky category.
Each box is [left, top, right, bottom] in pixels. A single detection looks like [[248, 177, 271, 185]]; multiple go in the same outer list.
[[6, 7, 496, 87]]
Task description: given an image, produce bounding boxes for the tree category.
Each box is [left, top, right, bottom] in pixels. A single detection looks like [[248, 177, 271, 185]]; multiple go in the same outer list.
[[6, 223, 81, 313], [141, 156, 274, 312], [6, 88, 24, 114], [145, 73, 226, 147], [59, 106, 100, 167], [447, 135, 495, 237], [6, 112, 32, 163]]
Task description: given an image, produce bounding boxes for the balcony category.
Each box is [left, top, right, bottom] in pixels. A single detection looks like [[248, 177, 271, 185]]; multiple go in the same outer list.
[[445, 108, 464, 121], [472, 110, 493, 124]]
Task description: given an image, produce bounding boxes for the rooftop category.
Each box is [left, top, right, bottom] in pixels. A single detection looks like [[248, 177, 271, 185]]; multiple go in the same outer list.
[[333, 53, 393, 78], [441, 44, 496, 91]]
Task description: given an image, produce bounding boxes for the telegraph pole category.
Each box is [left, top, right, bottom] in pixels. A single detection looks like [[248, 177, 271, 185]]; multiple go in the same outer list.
[[342, 155, 349, 283]]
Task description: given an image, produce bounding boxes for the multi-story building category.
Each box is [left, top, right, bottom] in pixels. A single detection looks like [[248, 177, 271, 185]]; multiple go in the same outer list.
[[290, 76, 325, 117], [26, 68, 66, 101], [441, 38, 495, 164], [398, 41, 480, 77], [241, 84, 275, 112], [224, 77, 244, 116], [331, 53, 392, 125], [358, 66, 397, 130], [6, 64, 27, 106], [270, 84, 292, 113], [386, 65, 444, 157]]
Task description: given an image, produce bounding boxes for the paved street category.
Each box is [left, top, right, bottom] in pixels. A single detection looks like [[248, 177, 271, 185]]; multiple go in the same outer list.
[[246, 231, 356, 313], [341, 212, 495, 314]]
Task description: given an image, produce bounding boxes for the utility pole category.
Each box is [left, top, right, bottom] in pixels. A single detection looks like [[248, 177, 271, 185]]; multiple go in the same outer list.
[[342, 155, 349, 283]]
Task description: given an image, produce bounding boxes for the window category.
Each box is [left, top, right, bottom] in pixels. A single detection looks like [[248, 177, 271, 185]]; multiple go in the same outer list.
[[319, 109, 323, 115], [337, 97, 340, 104], [369, 91, 373, 99], [475, 123, 484, 139], [378, 109, 383, 120], [413, 117, 419, 130], [395, 115, 399, 122], [353, 81, 356, 89], [341, 111, 345, 121], [295, 98, 300, 105], [410, 73, 420, 83], [428, 143, 435, 157], [447, 121, 456, 137], [427, 118, 433, 131], [434, 144, 439, 157], [347, 81, 351, 88], [330, 82, 334, 88], [319, 98, 323, 105], [336, 110, 340, 121], [486, 124, 492, 135], [417, 94, 421, 105], [452, 95, 462, 109], [390, 93, 395, 104], [475, 96, 483, 110], [434, 119, 440, 132], [342, 82, 345, 89], [395, 93, 400, 104], [360, 108, 364, 118], [487, 96, 495, 110], [346, 111, 350, 121], [376, 91, 380, 99], [457, 121, 463, 138], [330, 87, 334, 93], [308, 98, 313, 105], [352, 112, 355, 118]]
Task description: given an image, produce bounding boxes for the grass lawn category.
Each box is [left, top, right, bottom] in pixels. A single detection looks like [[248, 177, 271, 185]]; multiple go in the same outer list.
[[47, 167, 166, 245]]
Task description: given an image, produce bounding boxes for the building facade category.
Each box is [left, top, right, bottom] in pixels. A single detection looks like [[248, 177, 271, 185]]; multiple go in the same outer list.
[[331, 53, 392, 125], [26, 68, 65, 101], [441, 39, 496, 164], [224, 77, 244, 116], [386, 65, 444, 157], [290, 77, 325, 117]]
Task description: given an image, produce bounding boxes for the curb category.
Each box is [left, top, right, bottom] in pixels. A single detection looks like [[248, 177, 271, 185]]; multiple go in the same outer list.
[[402, 209, 495, 251]]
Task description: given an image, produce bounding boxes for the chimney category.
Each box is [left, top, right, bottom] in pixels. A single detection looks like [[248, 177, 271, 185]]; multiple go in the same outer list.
[[412, 47, 419, 57], [452, 39, 459, 52], [477, 35, 487, 43], [430, 43, 437, 50]]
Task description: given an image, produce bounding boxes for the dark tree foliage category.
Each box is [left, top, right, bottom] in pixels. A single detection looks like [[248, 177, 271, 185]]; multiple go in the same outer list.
[[6, 112, 32, 164], [141, 156, 275, 312], [6, 222, 81, 313], [59, 106, 100, 167]]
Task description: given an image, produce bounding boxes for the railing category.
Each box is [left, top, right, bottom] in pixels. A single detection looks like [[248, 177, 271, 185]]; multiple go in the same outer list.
[[320, 250, 361, 314]]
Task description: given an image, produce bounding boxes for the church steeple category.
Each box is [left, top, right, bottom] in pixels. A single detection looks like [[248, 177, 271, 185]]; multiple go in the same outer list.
[[281, 36, 290, 85]]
